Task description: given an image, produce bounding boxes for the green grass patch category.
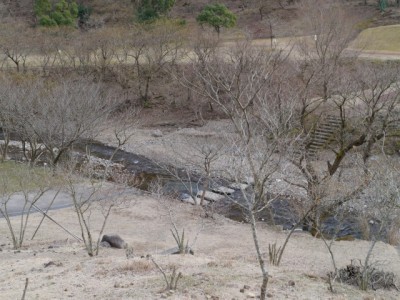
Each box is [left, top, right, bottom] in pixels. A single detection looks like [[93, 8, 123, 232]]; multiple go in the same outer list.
[[0, 161, 62, 194], [355, 18, 374, 31], [353, 25, 400, 52]]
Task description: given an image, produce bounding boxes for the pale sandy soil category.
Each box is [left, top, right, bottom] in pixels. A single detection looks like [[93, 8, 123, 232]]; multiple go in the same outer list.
[[98, 119, 237, 168], [1, 190, 399, 300], [1, 120, 399, 299]]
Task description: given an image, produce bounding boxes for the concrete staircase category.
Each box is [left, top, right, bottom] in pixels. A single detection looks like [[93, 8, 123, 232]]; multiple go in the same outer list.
[[306, 115, 342, 158], [293, 115, 342, 160], [387, 119, 400, 134]]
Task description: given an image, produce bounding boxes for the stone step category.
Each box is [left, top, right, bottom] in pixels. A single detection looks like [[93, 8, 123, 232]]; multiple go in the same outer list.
[[293, 150, 317, 158], [323, 122, 341, 128], [326, 116, 341, 121], [308, 146, 322, 151], [312, 135, 329, 140], [317, 123, 339, 129], [315, 127, 335, 132], [325, 117, 342, 124], [312, 137, 332, 142], [318, 125, 338, 131], [312, 138, 330, 143], [309, 143, 324, 147], [313, 133, 332, 139], [294, 147, 317, 153], [323, 119, 341, 124], [325, 115, 341, 119], [309, 146, 324, 151], [310, 140, 326, 145]]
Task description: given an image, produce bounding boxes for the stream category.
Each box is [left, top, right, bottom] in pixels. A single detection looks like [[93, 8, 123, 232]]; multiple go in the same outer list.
[[1, 138, 369, 240]]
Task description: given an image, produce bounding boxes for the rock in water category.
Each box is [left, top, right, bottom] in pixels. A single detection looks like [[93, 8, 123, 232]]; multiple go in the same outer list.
[[229, 183, 249, 190], [211, 186, 235, 195], [196, 190, 224, 202], [101, 234, 127, 249], [152, 130, 163, 137], [180, 193, 197, 205]]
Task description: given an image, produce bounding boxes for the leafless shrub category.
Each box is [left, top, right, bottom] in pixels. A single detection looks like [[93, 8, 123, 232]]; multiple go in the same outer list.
[[63, 154, 132, 257], [268, 242, 283, 266], [0, 78, 120, 167], [335, 260, 398, 291], [126, 22, 186, 106], [0, 165, 52, 249], [170, 227, 191, 255], [149, 180, 203, 254], [184, 37, 299, 299], [151, 258, 183, 291]]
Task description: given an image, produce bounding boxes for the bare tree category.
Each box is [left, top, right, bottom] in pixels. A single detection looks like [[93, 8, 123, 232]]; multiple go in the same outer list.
[[34, 28, 63, 76], [280, 0, 400, 235], [0, 78, 119, 167], [127, 22, 185, 106], [184, 40, 299, 299], [0, 82, 12, 162], [287, 60, 400, 234], [0, 165, 52, 249], [0, 22, 34, 73], [338, 154, 400, 291], [64, 105, 139, 257], [88, 27, 127, 78], [296, 0, 357, 106], [65, 171, 119, 257], [162, 132, 228, 208]]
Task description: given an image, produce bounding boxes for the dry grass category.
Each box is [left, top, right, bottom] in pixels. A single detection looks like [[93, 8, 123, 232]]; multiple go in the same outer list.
[[353, 25, 400, 52], [117, 259, 155, 273], [0, 191, 399, 299], [0, 161, 62, 193]]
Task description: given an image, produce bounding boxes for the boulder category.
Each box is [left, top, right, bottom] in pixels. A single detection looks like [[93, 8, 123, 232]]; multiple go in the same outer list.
[[151, 130, 163, 137], [246, 292, 256, 298], [160, 246, 194, 255], [180, 193, 197, 205], [229, 183, 249, 190], [100, 241, 111, 248], [243, 176, 254, 185], [196, 190, 224, 202], [211, 186, 235, 195], [101, 234, 127, 249]]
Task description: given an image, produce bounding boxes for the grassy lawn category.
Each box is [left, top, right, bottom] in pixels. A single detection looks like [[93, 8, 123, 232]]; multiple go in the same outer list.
[[0, 161, 62, 194], [353, 25, 400, 52]]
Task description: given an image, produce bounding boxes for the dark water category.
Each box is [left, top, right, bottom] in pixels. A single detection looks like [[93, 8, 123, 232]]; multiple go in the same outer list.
[[2, 136, 367, 239], [75, 140, 368, 239]]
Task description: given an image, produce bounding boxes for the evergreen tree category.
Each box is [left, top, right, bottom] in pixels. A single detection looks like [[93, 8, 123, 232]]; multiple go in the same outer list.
[[136, 0, 175, 22], [196, 4, 236, 36], [35, 0, 78, 26]]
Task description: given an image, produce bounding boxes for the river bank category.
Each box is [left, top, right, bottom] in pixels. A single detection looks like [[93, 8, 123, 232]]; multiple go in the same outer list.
[[0, 192, 399, 299]]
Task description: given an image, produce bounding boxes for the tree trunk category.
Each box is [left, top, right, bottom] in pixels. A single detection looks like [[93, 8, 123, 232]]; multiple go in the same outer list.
[[249, 211, 269, 300], [142, 76, 151, 106]]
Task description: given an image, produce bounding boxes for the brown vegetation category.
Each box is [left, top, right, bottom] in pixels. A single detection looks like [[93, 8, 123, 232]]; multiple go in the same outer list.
[[0, 0, 400, 299]]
